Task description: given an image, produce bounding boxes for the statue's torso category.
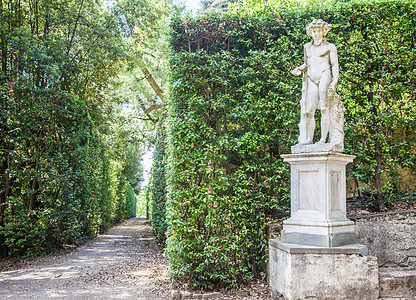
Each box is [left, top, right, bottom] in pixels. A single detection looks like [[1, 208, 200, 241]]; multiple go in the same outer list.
[[305, 42, 333, 84]]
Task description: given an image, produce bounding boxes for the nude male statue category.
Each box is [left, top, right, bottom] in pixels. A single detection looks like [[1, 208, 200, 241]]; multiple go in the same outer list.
[[292, 19, 339, 145]]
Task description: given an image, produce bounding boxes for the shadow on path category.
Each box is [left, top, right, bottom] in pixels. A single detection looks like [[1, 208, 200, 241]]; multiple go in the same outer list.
[[0, 218, 170, 299]]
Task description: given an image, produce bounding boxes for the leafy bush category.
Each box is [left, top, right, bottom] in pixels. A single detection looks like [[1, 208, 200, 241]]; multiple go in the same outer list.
[[166, 0, 416, 289]]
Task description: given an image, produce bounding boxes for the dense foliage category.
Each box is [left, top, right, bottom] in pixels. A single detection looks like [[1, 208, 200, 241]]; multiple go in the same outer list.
[[167, 14, 293, 291], [0, 0, 168, 258], [166, 0, 416, 290], [149, 115, 168, 245], [230, 0, 416, 211]]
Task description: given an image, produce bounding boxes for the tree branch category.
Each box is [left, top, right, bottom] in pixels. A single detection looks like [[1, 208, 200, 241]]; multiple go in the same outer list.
[[133, 115, 158, 123], [145, 104, 163, 115], [67, 0, 85, 56], [134, 55, 164, 100]]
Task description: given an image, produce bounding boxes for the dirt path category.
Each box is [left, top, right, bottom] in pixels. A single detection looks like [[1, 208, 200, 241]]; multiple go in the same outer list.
[[0, 218, 170, 300]]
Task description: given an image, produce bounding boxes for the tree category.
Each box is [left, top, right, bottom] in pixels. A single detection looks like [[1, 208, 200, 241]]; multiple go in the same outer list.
[[112, 0, 170, 124], [200, 0, 236, 13], [0, 0, 169, 257]]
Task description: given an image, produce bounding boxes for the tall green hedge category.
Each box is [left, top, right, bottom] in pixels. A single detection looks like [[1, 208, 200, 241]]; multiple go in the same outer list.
[[0, 83, 136, 257], [166, 0, 416, 289], [167, 15, 294, 291], [149, 116, 168, 245]]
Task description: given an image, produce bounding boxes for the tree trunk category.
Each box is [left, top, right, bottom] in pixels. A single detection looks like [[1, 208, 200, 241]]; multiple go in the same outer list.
[[368, 92, 385, 211], [28, 148, 40, 210], [374, 138, 385, 211], [1, 0, 7, 78], [0, 154, 10, 258]]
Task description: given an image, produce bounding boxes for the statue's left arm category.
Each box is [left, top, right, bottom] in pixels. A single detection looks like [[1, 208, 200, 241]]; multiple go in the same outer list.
[[329, 43, 339, 92]]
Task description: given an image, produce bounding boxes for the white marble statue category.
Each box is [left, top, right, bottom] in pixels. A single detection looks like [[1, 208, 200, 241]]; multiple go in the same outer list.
[[292, 19, 344, 152]]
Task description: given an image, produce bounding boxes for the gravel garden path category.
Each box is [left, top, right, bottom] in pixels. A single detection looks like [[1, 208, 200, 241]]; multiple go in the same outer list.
[[0, 217, 171, 300]]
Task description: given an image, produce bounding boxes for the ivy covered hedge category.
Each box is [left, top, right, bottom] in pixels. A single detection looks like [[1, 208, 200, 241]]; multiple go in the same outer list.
[[166, 0, 416, 290]]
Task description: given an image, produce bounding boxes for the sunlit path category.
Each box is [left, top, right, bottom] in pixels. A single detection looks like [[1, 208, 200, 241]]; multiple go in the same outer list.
[[0, 218, 170, 300]]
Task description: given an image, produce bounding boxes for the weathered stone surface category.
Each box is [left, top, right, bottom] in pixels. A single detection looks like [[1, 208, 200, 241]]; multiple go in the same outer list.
[[281, 231, 357, 247], [270, 240, 368, 256], [201, 292, 223, 299], [354, 211, 416, 269], [268, 240, 379, 300], [379, 270, 416, 298], [379, 298, 410, 300], [181, 291, 192, 299], [271, 210, 416, 270]]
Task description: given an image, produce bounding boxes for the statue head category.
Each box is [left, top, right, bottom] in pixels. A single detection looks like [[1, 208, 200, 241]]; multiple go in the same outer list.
[[306, 19, 332, 40]]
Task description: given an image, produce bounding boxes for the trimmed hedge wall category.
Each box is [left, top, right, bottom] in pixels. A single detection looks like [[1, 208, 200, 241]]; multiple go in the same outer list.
[[166, 0, 416, 290], [150, 116, 168, 245]]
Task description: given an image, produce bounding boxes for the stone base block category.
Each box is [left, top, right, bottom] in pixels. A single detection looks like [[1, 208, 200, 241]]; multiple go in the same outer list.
[[379, 270, 416, 298], [268, 239, 379, 300]]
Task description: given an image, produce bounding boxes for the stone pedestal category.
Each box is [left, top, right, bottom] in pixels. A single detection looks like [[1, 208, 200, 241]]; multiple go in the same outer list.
[[280, 152, 356, 247], [268, 151, 379, 299], [268, 240, 379, 300]]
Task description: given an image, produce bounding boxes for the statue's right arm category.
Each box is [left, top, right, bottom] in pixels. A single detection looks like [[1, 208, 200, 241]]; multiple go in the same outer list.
[[292, 45, 308, 75], [296, 64, 307, 72], [300, 44, 309, 71]]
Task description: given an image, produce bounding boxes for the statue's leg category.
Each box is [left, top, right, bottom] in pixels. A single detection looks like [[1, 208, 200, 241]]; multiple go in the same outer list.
[[305, 79, 318, 144], [298, 76, 308, 144], [317, 71, 332, 144], [298, 107, 307, 144]]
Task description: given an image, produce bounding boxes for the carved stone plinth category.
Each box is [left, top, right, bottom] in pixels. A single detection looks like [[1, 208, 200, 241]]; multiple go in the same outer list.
[[291, 143, 343, 154], [280, 152, 355, 247]]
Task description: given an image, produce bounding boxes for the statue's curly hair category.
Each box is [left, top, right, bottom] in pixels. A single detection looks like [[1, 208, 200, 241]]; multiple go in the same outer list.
[[306, 19, 332, 37]]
